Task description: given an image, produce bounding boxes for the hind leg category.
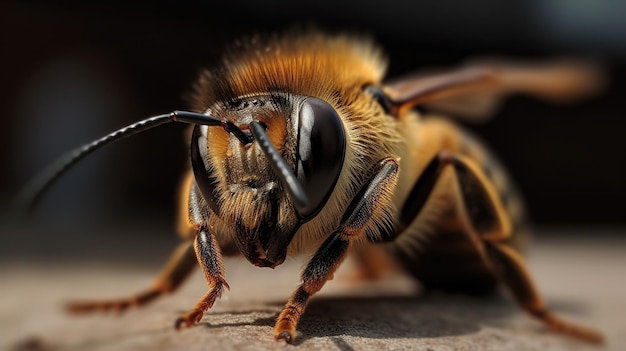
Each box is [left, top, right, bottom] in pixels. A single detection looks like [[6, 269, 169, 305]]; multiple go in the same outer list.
[[398, 151, 603, 343], [451, 153, 604, 344]]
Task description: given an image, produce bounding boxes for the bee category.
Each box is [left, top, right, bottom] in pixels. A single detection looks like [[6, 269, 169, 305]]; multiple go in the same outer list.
[[20, 31, 604, 344]]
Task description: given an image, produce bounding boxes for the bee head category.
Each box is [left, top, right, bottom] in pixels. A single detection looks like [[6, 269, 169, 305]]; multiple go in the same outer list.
[[191, 93, 346, 267]]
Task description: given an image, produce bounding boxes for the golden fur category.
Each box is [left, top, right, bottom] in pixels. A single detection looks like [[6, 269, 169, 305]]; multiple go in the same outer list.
[[189, 31, 404, 255]]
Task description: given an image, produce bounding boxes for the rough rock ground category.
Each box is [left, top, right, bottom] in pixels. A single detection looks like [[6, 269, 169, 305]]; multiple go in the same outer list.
[[1, 226, 624, 351]]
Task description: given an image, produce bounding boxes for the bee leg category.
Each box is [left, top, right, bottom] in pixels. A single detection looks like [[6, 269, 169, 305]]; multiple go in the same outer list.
[[274, 157, 399, 343], [67, 241, 197, 313], [399, 151, 455, 232], [350, 244, 396, 280], [484, 242, 603, 344], [451, 154, 604, 344], [173, 180, 228, 329], [68, 178, 212, 315], [174, 226, 229, 329]]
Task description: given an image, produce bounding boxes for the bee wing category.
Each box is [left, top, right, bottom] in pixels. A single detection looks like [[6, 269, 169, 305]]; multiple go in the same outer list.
[[384, 59, 605, 121]]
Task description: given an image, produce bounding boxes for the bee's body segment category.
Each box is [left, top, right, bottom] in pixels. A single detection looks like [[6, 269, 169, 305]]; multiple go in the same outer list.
[[29, 31, 605, 345]]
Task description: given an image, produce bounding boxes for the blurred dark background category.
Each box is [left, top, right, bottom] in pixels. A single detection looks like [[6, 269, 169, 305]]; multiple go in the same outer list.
[[1, 1, 625, 237]]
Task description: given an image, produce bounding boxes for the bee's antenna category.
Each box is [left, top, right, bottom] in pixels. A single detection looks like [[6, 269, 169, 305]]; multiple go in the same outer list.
[[224, 121, 254, 145], [249, 121, 310, 218], [16, 111, 244, 213]]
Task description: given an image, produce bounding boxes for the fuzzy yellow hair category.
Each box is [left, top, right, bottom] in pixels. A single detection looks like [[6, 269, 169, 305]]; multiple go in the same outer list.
[[191, 31, 404, 255]]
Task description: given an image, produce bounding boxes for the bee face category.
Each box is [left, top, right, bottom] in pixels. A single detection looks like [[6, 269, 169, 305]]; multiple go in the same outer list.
[[183, 33, 404, 265], [191, 92, 347, 266]]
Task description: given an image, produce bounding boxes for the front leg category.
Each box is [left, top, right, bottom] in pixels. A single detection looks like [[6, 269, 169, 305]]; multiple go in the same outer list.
[[175, 226, 230, 328], [274, 157, 399, 343], [175, 180, 229, 328]]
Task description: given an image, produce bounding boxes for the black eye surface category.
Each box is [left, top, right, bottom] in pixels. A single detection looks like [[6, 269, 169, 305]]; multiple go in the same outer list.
[[190, 125, 221, 215], [295, 97, 346, 220], [364, 85, 392, 114]]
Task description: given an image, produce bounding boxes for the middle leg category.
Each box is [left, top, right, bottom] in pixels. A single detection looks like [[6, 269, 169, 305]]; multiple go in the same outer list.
[[67, 240, 197, 314]]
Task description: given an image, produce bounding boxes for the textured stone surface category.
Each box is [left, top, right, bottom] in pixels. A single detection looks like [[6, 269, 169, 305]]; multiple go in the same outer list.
[[1, 229, 624, 351]]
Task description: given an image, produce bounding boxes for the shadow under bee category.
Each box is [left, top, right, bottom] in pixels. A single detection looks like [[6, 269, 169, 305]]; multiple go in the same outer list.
[[202, 293, 523, 345]]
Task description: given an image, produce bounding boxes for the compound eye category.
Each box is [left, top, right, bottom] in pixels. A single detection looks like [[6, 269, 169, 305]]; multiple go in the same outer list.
[[296, 97, 346, 220], [190, 125, 221, 215]]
